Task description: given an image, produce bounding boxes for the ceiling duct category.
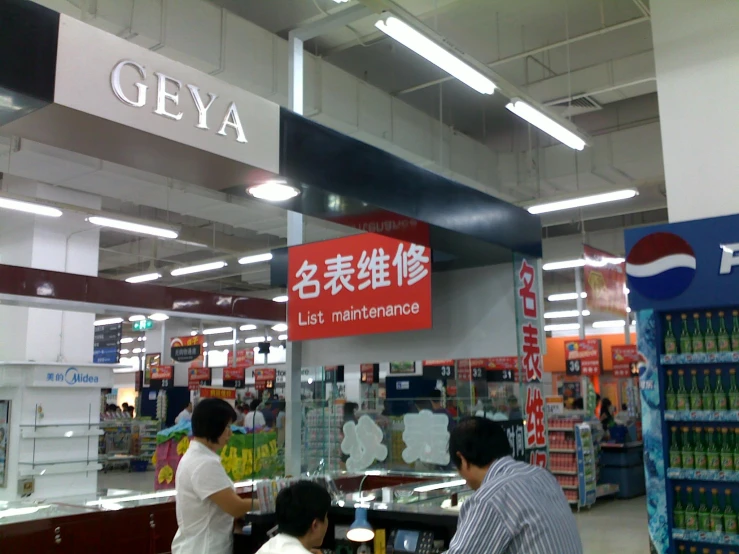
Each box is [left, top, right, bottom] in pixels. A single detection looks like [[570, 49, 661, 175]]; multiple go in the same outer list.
[[548, 96, 602, 118]]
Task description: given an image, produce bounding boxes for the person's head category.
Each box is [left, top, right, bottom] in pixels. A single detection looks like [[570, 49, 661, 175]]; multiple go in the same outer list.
[[186, 402, 193, 413], [429, 389, 442, 408], [127, 406, 134, 416], [508, 395, 519, 409], [191, 398, 237, 451], [275, 481, 331, 548], [343, 402, 358, 418], [249, 398, 261, 412], [278, 401, 286, 413], [449, 417, 512, 490], [621, 403, 628, 411], [122, 402, 129, 410], [572, 397, 584, 410], [601, 398, 613, 414]]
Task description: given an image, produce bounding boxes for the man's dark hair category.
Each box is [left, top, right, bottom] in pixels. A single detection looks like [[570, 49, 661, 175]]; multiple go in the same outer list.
[[449, 417, 512, 469], [276, 481, 332, 537], [191, 399, 236, 443], [249, 398, 261, 411], [429, 389, 442, 400]]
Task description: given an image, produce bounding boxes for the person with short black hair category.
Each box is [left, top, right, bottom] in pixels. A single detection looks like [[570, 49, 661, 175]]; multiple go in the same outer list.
[[172, 399, 255, 554], [245, 398, 266, 429], [444, 417, 582, 554], [256, 481, 331, 554]]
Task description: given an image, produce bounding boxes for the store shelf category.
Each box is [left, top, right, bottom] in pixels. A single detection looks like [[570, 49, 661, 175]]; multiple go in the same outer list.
[[18, 458, 98, 466], [665, 410, 739, 422], [551, 470, 579, 475], [661, 352, 739, 365], [673, 529, 739, 545], [550, 448, 576, 453], [18, 462, 102, 477], [667, 468, 739, 481], [560, 485, 578, 490]]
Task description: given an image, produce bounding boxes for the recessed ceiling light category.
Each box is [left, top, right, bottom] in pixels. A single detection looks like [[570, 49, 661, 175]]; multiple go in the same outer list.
[[278, 334, 288, 341], [247, 181, 300, 202], [272, 295, 288, 303], [542, 259, 586, 271], [94, 317, 123, 326], [202, 327, 233, 336], [272, 323, 288, 332], [125, 272, 162, 284], [544, 323, 581, 332], [87, 216, 178, 239], [245, 336, 272, 343], [592, 320, 626, 328], [148, 313, 169, 321], [128, 315, 146, 322], [120, 338, 134, 344], [240, 324, 257, 332], [171, 261, 227, 276], [548, 292, 587, 302], [238, 253, 273, 265], [213, 339, 240, 347]]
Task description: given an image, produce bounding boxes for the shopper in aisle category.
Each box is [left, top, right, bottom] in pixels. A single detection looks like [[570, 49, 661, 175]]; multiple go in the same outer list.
[[175, 402, 193, 424], [600, 398, 615, 429], [445, 417, 582, 554], [255, 480, 331, 554], [245, 398, 267, 429], [172, 398, 255, 554]]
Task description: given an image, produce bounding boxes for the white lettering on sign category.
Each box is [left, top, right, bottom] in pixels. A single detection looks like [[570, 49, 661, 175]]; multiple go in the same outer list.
[[110, 60, 247, 143], [720, 243, 739, 275]]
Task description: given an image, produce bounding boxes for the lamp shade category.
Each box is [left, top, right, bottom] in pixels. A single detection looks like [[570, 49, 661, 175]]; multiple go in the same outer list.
[[346, 507, 374, 542]]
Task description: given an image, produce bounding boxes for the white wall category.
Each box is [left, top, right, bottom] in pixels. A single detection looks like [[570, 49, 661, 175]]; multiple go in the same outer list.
[[652, 0, 739, 222], [301, 264, 517, 366]]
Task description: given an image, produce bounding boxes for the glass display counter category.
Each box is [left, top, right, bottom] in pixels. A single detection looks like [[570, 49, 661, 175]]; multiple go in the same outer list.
[[0, 499, 96, 526]]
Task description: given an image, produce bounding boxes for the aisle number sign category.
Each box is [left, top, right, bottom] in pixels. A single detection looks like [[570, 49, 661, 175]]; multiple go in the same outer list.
[[288, 233, 432, 341], [564, 339, 603, 376], [611, 344, 639, 378]]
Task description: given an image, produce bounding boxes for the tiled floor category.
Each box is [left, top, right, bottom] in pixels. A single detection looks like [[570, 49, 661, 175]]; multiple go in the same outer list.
[[100, 471, 650, 553]]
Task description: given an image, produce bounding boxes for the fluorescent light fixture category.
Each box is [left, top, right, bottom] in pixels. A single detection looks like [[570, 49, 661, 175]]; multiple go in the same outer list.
[[592, 320, 626, 328], [95, 317, 123, 326], [190, 330, 198, 336], [278, 334, 288, 341], [543, 259, 586, 271], [506, 99, 586, 151], [120, 338, 134, 344], [414, 479, 467, 493], [272, 323, 288, 332], [245, 336, 272, 343], [0, 197, 62, 218], [238, 253, 273, 265], [240, 324, 257, 332], [375, 16, 496, 95], [213, 339, 240, 347], [528, 189, 637, 215], [247, 181, 300, 202], [128, 315, 146, 322], [333, 0, 350, 3], [587, 256, 626, 268], [544, 323, 581, 332], [148, 313, 169, 321], [548, 292, 587, 302], [544, 310, 590, 319], [119, 349, 130, 355], [132, 348, 142, 354], [171, 261, 227, 276], [272, 295, 288, 303], [125, 272, 161, 284], [87, 216, 178, 239], [202, 327, 234, 336]]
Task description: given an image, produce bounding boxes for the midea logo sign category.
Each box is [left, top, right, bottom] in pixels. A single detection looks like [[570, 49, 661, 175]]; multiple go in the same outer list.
[[110, 60, 247, 143], [64, 367, 100, 386]]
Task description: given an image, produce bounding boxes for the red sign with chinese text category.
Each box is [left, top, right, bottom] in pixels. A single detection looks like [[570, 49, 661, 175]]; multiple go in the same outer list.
[[360, 364, 376, 384], [517, 258, 543, 382], [227, 349, 255, 369], [583, 245, 628, 317], [530, 450, 548, 468], [288, 233, 432, 341], [255, 368, 276, 391], [565, 339, 603, 376], [170, 335, 205, 368], [223, 367, 246, 381], [611, 344, 639, 378], [188, 367, 211, 390], [151, 365, 173, 380], [199, 387, 236, 400], [525, 385, 546, 448]]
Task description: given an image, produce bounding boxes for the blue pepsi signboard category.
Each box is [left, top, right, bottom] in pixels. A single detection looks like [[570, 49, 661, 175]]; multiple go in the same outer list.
[[625, 213, 739, 311]]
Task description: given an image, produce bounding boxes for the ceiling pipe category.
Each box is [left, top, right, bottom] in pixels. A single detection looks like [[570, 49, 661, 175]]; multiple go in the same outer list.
[[396, 16, 650, 96]]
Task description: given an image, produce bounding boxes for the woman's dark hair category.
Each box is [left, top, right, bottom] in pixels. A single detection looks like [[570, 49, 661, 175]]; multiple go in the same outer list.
[[572, 397, 584, 410], [449, 417, 512, 469], [249, 398, 262, 411], [276, 481, 331, 537], [601, 398, 613, 415], [343, 402, 358, 417], [278, 401, 286, 412], [191, 399, 237, 443]]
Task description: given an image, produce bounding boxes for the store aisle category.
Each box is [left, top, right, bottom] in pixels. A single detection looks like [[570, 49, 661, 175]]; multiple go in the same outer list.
[[576, 497, 648, 554]]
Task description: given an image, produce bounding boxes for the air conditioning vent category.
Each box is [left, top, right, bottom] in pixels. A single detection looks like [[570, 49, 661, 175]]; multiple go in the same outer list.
[[548, 96, 602, 117]]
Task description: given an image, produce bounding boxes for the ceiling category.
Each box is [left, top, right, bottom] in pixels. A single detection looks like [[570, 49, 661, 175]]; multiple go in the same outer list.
[[5, 0, 662, 334]]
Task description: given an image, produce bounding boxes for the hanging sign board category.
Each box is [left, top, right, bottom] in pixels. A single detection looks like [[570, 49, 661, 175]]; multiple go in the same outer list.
[[583, 245, 628, 317], [564, 339, 603, 376], [188, 367, 212, 391], [227, 349, 255, 369], [171, 335, 204, 364], [389, 361, 415, 374], [611, 344, 639, 378], [254, 368, 276, 391], [199, 387, 236, 400], [288, 233, 432, 341], [223, 366, 246, 389], [360, 364, 378, 384], [93, 323, 122, 364], [422, 360, 455, 380], [149, 365, 174, 390]]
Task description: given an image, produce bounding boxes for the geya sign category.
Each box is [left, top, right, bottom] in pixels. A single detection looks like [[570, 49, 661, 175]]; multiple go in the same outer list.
[[625, 213, 739, 311], [111, 61, 247, 144], [288, 233, 432, 341]]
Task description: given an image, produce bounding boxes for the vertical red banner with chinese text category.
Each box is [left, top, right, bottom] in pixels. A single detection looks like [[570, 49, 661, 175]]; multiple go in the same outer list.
[[288, 233, 432, 341], [583, 245, 628, 317], [515, 253, 547, 467]]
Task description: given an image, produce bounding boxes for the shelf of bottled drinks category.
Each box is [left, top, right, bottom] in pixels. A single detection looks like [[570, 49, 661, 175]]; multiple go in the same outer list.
[[659, 310, 739, 553]]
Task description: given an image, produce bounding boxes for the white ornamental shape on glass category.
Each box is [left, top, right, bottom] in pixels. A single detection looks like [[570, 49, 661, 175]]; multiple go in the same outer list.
[[401, 410, 450, 465], [340, 415, 388, 472]]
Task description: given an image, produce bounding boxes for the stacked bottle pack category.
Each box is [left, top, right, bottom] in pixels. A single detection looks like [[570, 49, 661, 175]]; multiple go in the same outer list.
[[663, 310, 739, 550]]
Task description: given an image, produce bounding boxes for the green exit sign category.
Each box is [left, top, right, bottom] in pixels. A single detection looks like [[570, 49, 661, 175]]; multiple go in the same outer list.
[[132, 319, 154, 332]]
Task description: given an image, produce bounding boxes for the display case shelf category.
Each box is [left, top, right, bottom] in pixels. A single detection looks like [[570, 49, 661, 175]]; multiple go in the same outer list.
[[661, 352, 739, 365], [667, 468, 739, 481], [551, 470, 579, 475], [18, 462, 102, 477], [665, 410, 739, 422], [673, 529, 739, 545], [550, 448, 576, 453]]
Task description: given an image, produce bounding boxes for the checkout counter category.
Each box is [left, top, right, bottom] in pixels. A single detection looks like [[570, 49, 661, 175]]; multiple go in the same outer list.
[[0, 473, 466, 553], [236, 477, 470, 554]]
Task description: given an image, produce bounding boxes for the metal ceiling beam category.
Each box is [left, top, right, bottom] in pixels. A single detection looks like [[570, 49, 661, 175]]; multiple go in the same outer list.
[[290, 3, 372, 41], [396, 16, 650, 96]]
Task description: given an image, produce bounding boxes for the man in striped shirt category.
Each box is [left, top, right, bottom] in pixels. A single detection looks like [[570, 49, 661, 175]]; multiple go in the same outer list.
[[445, 417, 582, 554]]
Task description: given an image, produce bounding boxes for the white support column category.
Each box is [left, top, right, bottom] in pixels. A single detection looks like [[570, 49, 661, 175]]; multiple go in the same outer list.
[[575, 268, 586, 339], [285, 32, 305, 477]]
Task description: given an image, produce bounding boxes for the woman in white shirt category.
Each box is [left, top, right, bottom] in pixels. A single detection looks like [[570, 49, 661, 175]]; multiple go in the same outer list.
[[244, 398, 266, 429], [171, 398, 255, 554]]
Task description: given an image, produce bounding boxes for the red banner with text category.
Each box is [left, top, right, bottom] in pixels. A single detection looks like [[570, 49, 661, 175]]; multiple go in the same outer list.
[[565, 339, 603, 376], [288, 233, 432, 341], [188, 367, 211, 391], [611, 344, 639, 378], [199, 387, 236, 400], [583, 245, 628, 317], [227, 349, 255, 369], [254, 368, 276, 391]]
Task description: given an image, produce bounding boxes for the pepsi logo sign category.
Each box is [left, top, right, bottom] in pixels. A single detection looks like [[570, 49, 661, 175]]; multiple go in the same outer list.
[[626, 232, 696, 300]]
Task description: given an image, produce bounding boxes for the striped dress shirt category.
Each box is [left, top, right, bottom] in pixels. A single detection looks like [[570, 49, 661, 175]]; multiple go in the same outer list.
[[445, 456, 583, 554]]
